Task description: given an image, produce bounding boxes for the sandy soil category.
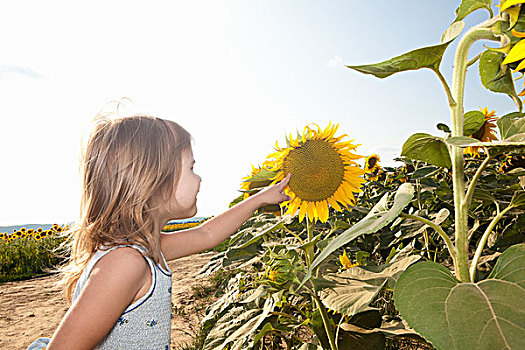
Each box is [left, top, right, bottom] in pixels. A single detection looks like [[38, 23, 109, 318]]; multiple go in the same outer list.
[[0, 251, 216, 349]]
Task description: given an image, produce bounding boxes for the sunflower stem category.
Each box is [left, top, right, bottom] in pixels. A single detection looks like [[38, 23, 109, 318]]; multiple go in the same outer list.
[[306, 218, 338, 350], [400, 213, 457, 266], [431, 67, 456, 108], [469, 204, 514, 281], [450, 27, 499, 282], [463, 154, 493, 211]]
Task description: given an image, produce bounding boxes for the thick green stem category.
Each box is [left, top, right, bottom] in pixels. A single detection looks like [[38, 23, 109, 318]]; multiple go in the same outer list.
[[306, 219, 338, 350], [469, 205, 514, 281], [450, 27, 499, 282]]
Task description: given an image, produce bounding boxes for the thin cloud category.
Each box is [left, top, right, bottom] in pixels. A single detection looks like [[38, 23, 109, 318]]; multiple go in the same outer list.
[[326, 55, 342, 68], [0, 65, 44, 79]]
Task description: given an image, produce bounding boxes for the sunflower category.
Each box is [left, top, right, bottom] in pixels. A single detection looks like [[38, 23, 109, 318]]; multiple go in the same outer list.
[[339, 250, 360, 269], [240, 162, 274, 199], [266, 123, 365, 223], [364, 154, 380, 173], [464, 107, 499, 157], [499, 154, 525, 172], [500, 2, 525, 96]]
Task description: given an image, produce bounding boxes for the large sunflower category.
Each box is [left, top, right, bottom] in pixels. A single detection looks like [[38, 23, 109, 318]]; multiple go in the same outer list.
[[464, 107, 499, 157], [266, 123, 365, 223]]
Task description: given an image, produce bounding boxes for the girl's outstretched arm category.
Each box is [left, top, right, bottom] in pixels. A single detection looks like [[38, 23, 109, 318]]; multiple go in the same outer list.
[[161, 174, 291, 261]]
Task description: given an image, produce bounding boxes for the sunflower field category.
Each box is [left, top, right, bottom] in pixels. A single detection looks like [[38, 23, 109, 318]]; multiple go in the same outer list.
[[196, 1, 525, 349], [0, 224, 70, 283]]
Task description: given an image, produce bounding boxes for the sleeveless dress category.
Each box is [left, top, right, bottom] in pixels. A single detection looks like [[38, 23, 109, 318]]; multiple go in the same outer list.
[[27, 245, 173, 350]]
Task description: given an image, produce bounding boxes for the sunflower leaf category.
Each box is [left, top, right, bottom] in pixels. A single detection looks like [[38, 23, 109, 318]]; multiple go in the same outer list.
[[318, 255, 420, 317], [463, 110, 486, 136], [445, 137, 525, 155], [394, 244, 525, 350], [497, 112, 525, 139], [401, 133, 452, 168], [243, 168, 279, 183], [454, 0, 492, 22], [299, 184, 414, 288], [479, 50, 522, 111], [347, 22, 464, 79]]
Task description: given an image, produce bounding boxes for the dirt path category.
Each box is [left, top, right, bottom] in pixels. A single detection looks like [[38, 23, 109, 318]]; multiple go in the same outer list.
[[0, 251, 216, 349]]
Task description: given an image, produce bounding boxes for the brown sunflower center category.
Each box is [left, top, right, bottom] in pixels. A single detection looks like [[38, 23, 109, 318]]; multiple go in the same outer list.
[[283, 139, 344, 201]]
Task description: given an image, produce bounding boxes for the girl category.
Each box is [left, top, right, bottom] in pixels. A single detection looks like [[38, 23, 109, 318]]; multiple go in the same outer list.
[[28, 113, 290, 349]]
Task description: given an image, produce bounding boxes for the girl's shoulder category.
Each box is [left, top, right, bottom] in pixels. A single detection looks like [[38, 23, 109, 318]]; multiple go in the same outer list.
[[92, 246, 150, 278]]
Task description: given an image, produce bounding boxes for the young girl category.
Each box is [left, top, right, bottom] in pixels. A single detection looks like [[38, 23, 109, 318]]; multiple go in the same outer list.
[[27, 113, 290, 349]]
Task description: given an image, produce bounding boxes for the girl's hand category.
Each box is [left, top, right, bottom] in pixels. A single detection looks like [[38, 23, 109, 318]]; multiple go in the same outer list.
[[255, 173, 291, 206]]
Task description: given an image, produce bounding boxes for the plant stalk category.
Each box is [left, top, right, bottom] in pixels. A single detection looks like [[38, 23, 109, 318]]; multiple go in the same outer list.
[[306, 219, 338, 350], [400, 213, 457, 265], [469, 204, 514, 281], [449, 27, 499, 282], [463, 155, 493, 210]]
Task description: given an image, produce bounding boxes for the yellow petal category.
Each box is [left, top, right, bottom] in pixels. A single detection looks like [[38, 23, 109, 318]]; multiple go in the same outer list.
[[502, 39, 525, 65], [327, 196, 342, 212], [299, 201, 308, 223], [501, 0, 525, 13]]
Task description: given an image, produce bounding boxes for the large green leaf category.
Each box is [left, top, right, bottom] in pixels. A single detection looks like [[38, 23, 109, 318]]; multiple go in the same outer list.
[[204, 293, 277, 350], [479, 50, 522, 110], [319, 255, 420, 317], [498, 112, 525, 140], [347, 22, 464, 78], [454, 0, 492, 21], [463, 110, 486, 136], [394, 244, 525, 350], [300, 184, 415, 287], [401, 133, 452, 168], [445, 136, 525, 155]]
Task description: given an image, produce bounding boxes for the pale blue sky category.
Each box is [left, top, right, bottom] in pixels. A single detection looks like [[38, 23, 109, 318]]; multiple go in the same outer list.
[[0, 1, 515, 225]]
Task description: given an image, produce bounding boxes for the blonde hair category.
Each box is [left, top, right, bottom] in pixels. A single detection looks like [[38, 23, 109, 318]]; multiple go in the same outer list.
[[60, 112, 191, 304]]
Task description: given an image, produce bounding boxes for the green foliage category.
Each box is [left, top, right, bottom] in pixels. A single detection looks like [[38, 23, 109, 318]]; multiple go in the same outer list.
[[454, 0, 492, 22], [479, 50, 522, 109], [0, 233, 67, 282], [401, 133, 452, 168], [346, 22, 464, 79], [394, 245, 525, 350]]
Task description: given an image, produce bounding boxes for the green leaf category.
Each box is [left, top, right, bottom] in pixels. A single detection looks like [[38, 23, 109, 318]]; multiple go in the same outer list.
[[300, 184, 415, 287], [401, 133, 452, 168], [203, 293, 276, 350], [445, 137, 525, 155], [437, 123, 451, 133], [319, 255, 420, 317], [463, 110, 486, 136], [454, 0, 492, 21], [394, 244, 525, 350], [411, 166, 439, 180], [347, 21, 464, 79], [487, 244, 525, 286], [479, 50, 522, 110], [497, 112, 525, 140], [510, 190, 525, 208], [444, 136, 480, 147]]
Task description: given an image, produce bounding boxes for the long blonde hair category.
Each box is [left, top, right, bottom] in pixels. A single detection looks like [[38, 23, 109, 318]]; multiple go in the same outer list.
[[60, 112, 191, 304]]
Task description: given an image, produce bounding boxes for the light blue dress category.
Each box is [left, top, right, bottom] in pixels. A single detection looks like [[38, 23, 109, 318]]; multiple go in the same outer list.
[[27, 245, 173, 349]]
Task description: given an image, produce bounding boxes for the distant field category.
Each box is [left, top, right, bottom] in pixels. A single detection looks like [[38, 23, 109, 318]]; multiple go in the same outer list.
[[0, 217, 206, 235]]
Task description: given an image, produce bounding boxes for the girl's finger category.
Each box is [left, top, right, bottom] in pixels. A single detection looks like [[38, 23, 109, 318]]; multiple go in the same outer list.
[[279, 173, 291, 189]]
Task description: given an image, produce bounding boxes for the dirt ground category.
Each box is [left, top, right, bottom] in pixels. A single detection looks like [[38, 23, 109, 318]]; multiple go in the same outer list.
[[0, 251, 216, 350]]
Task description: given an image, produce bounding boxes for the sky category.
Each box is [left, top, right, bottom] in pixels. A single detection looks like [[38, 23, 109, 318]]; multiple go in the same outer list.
[[0, 1, 517, 225]]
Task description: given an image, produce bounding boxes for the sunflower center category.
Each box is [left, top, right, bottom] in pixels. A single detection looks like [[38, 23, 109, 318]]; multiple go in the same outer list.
[[283, 139, 345, 201]]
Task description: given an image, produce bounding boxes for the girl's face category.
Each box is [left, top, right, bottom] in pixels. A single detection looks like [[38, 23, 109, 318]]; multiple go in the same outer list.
[[164, 148, 201, 220]]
